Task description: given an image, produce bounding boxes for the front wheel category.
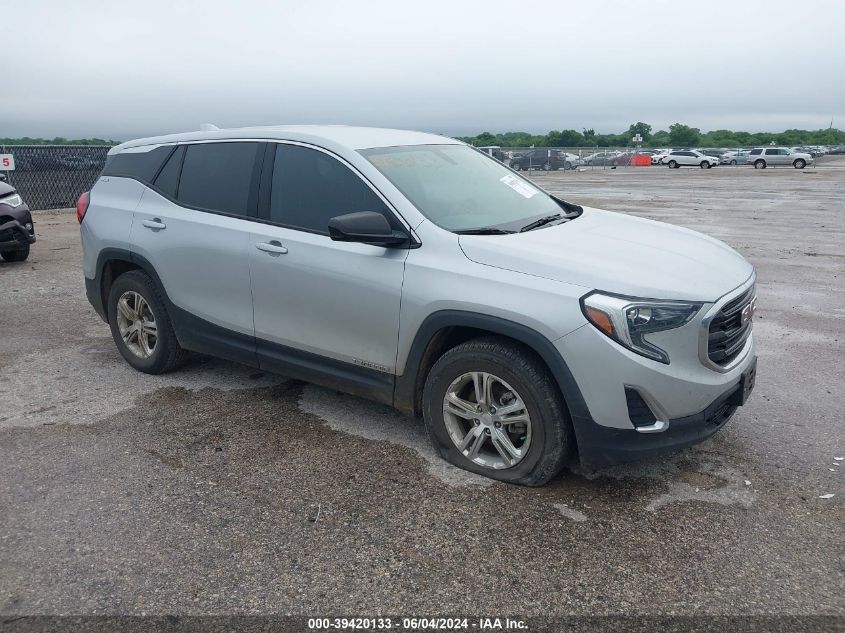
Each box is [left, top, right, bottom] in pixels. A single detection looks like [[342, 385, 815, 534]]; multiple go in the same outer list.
[[542, 162, 552, 171], [107, 270, 187, 374], [730, 159, 737, 166], [701, 161, 711, 169], [511, 162, 521, 171], [0, 242, 30, 262], [422, 337, 574, 486], [754, 160, 766, 169], [793, 159, 806, 169], [564, 161, 572, 170]]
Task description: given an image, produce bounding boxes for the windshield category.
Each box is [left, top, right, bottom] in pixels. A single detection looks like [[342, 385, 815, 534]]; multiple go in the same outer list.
[[360, 144, 578, 232]]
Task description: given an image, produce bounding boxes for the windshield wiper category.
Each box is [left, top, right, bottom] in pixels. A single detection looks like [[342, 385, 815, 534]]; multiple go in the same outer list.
[[519, 214, 562, 232], [454, 227, 516, 235]]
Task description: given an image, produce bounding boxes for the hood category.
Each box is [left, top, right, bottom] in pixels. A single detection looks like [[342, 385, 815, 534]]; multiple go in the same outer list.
[[0, 182, 15, 197], [458, 207, 753, 302]]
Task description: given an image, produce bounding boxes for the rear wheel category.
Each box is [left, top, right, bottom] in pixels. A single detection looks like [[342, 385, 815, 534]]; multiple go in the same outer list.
[[793, 159, 806, 169], [511, 162, 521, 171], [422, 337, 573, 486], [0, 243, 30, 262], [730, 159, 737, 166], [542, 162, 552, 171], [754, 160, 766, 169], [564, 161, 572, 170], [107, 270, 187, 374], [668, 160, 678, 168]]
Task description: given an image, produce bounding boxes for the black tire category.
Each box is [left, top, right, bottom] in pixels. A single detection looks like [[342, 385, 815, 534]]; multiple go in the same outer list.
[[511, 162, 521, 171], [730, 159, 737, 166], [668, 160, 678, 168], [107, 270, 187, 374], [542, 162, 551, 171], [754, 160, 766, 169], [0, 242, 30, 262], [564, 161, 572, 170], [700, 161, 711, 169], [793, 159, 806, 169], [422, 336, 574, 486]]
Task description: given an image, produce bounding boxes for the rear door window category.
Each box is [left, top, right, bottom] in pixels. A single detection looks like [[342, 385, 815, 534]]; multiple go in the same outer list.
[[177, 142, 260, 216]]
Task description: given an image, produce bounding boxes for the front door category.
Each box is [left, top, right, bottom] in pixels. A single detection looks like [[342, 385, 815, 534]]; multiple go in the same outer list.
[[249, 143, 408, 394]]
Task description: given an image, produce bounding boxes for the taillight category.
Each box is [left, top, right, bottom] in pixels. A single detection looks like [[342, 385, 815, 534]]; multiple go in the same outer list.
[[76, 191, 90, 224]]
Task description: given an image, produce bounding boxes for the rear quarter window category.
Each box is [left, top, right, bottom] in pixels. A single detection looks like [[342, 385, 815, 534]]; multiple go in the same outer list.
[[102, 146, 175, 182]]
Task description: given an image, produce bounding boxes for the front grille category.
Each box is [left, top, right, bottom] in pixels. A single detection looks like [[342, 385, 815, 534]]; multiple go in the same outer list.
[[708, 284, 755, 366]]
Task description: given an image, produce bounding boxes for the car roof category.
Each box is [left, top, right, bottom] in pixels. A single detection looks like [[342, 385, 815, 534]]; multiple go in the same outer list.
[[110, 125, 462, 155]]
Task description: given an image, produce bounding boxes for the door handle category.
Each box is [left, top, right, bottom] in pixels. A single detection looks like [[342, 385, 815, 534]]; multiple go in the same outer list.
[[142, 218, 166, 230], [256, 240, 288, 255]]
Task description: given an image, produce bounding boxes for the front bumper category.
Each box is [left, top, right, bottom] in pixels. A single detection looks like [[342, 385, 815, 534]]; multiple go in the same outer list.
[[0, 204, 36, 249], [572, 358, 755, 467], [555, 280, 758, 468]]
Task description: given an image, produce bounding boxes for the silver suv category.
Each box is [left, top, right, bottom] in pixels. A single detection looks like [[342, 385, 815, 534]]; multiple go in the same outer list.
[[747, 147, 813, 169], [79, 126, 758, 485]]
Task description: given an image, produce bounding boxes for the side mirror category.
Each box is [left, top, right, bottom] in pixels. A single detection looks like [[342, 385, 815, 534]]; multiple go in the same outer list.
[[328, 212, 409, 247]]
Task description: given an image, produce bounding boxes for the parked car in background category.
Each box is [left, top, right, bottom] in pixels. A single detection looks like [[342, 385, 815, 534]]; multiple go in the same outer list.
[[829, 146, 845, 155], [510, 149, 568, 171], [582, 151, 622, 166], [477, 146, 506, 162], [664, 150, 719, 169], [652, 150, 672, 165], [720, 151, 750, 165], [698, 149, 725, 159], [0, 180, 36, 262], [79, 125, 758, 485], [560, 152, 583, 170], [747, 147, 813, 169]]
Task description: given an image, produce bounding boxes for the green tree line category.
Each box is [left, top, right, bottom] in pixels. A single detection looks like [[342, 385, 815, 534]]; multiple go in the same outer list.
[[459, 123, 845, 148], [0, 137, 120, 146]]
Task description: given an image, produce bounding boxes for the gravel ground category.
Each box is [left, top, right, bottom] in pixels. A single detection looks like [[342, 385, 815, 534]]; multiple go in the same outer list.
[[0, 164, 843, 619]]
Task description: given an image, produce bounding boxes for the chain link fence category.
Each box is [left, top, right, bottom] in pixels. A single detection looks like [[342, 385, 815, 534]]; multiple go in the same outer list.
[[0, 145, 112, 210], [1, 143, 833, 210]]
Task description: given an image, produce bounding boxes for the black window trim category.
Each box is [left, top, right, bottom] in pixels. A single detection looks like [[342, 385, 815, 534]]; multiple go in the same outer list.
[[255, 140, 418, 245]]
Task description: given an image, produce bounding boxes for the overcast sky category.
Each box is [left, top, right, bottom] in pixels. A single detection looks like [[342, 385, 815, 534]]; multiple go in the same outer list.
[[3, 0, 844, 140]]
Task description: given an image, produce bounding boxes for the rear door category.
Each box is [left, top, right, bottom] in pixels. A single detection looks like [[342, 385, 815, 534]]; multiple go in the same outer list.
[[764, 148, 783, 165], [130, 141, 263, 364], [248, 142, 408, 388]]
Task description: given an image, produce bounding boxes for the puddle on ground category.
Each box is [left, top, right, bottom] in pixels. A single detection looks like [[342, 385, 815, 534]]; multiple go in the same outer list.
[[300, 385, 757, 514]]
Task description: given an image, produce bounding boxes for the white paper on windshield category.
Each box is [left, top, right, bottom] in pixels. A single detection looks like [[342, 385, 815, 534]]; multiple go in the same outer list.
[[500, 174, 539, 199]]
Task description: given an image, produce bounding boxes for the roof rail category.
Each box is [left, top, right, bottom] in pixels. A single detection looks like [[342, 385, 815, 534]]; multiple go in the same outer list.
[[199, 123, 220, 131]]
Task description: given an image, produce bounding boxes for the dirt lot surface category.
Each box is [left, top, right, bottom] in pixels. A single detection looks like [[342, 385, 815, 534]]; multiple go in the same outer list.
[[1, 164, 843, 619]]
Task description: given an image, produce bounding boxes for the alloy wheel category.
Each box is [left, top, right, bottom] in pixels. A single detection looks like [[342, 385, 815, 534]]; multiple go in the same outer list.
[[115, 290, 158, 358], [442, 372, 532, 470]]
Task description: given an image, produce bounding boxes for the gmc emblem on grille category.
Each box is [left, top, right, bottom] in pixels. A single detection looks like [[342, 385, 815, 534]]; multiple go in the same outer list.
[[741, 297, 757, 326]]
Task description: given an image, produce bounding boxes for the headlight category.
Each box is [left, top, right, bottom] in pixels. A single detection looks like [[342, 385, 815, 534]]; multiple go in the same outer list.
[[581, 292, 702, 364], [0, 193, 23, 208]]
